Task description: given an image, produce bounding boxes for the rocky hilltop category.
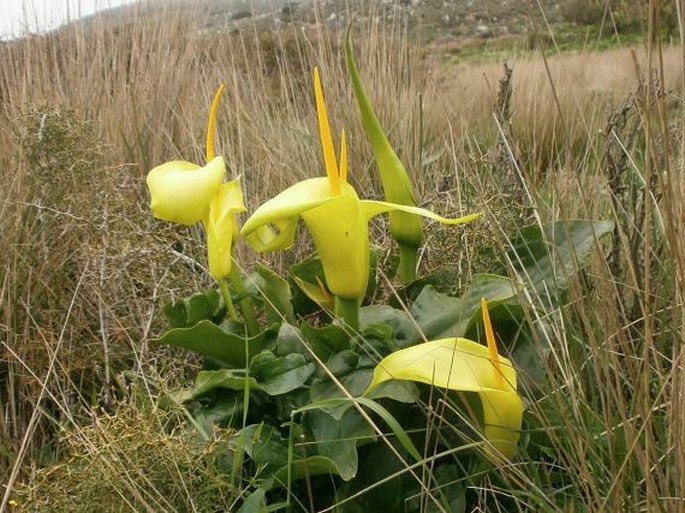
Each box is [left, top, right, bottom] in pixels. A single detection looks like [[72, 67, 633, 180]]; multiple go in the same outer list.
[[96, 0, 565, 44]]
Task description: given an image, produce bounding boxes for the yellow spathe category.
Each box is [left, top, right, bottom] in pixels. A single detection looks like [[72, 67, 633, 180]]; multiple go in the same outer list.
[[205, 180, 246, 280], [365, 300, 523, 458], [145, 85, 245, 280], [147, 157, 226, 225]]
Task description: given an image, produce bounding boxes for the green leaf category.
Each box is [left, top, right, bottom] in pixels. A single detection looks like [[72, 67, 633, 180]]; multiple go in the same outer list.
[[152, 320, 278, 367], [247, 263, 294, 324], [301, 322, 351, 361], [240, 424, 355, 491], [175, 369, 258, 403], [241, 424, 293, 471], [270, 455, 348, 487], [412, 465, 466, 513], [295, 397, 422, 465], [304, 409, 375, 481], [190, 395, 243, 436], [250, 352, 316, 396], [367, 380, 419, 404], [235, 488, 268, 513], [360, 305, 421, 348], [400, 267, 462, 301], [164, 288, 224, 328], [506, 219, 614, 302], [352, 397, 423, 463], [275, 322, 308, 357], [325, 350, 359, 376], [411, 274, 520, 339], [310, 369, 374, 419]]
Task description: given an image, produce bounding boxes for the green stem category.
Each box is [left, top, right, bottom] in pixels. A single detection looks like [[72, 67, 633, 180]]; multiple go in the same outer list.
[[334, 296, 360, 331], [229, 260, 259, 337], [398, 243, 419, 284], [219, 278, 239, 322], [230, 334, 252, 488]]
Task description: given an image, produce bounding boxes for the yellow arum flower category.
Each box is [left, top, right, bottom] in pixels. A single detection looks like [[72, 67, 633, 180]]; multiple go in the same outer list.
[[241, 68, 478, 301], [146, 85, 246, 280], [147, 157, 226, 225], [365, 299, 523, 458]]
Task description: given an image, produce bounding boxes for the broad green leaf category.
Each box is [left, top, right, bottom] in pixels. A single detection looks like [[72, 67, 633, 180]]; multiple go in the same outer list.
[[235, 488, 267, 513], [152, 320, 278, 367], [270, 455, 350, 490], [304, 409, 375, 481], [400, 267, 463, 301], [240, 424, 356, 491], [175, 369, 258, 403], [360, 305, 421, 348], [411, 274, 520, 339], [241, 424, 295, 473], [275, 322, 308, 357], [367, 380, 419, 404], [247, 263, 294, 324], [325, 350, 359, 376], [295, 396, 422, 465], [164, 288, 224, 328], [414, 465, 466, 513], [301, 322, 351, 361], [191, 395, 243, 436], [338, 441, 415, 513], [353, 397, 422, 463], [506, 219, 614, 302], [250, 352, 316, 396], [310, 369, 373, 419], [309, 369, 417, 420]]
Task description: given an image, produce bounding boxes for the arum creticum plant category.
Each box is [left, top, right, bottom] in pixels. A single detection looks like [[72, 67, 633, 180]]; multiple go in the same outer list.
[[146, 86, 257, 334], [241, 68, 479, 329], [345, 28, 424, 283], [365, 298, 523, 459]]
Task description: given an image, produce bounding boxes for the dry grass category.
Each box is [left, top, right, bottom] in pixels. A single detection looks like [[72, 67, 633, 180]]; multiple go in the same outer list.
[[0, 0, 683, 511]]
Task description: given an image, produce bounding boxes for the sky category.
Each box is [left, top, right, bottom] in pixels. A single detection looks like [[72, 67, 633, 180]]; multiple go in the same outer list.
[[0, 0, 140, 40]]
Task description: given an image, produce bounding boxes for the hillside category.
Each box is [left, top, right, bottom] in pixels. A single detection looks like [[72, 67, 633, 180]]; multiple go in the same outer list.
[[85, 0, 566, 44]]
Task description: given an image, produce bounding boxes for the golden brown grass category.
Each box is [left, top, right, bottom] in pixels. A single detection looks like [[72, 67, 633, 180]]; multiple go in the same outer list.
[[0, 1, 683, 511]]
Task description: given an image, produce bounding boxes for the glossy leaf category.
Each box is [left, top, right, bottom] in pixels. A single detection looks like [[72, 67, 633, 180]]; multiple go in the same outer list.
[[411, 274, 520, 339], [247, 263, 294, 324], [250, 352, 316, 396], [506, 219, 614, 302], [175, 369, 258, 403], [164, 288, 224, 328], [304, 409, 375, 481], [152, 320, 278, 367]]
